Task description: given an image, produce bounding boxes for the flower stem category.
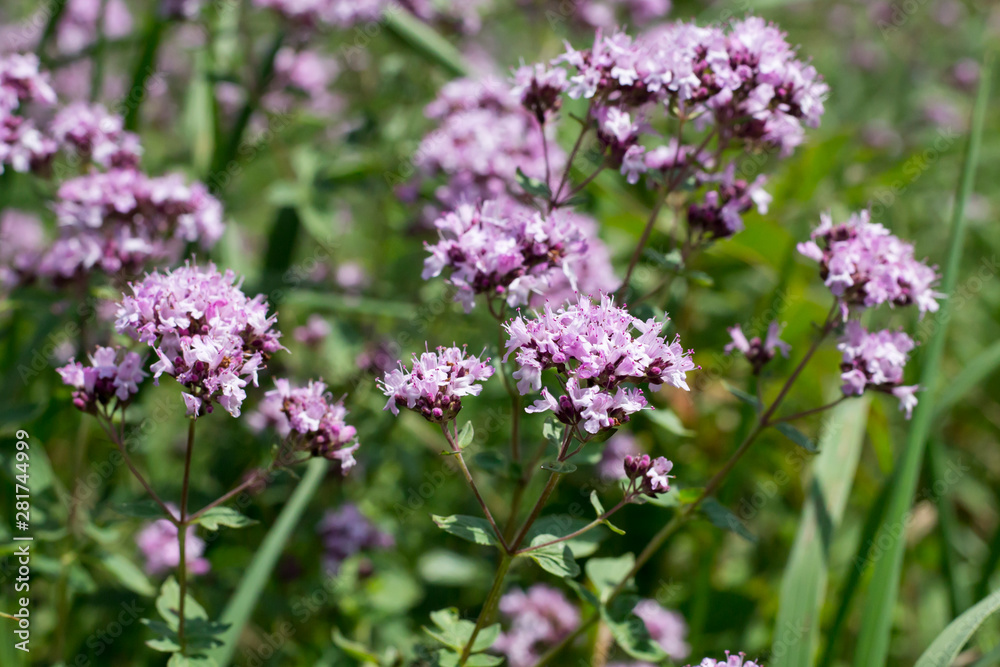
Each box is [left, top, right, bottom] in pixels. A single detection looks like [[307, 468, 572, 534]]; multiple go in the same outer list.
[[458, 552, 513, 666], [97, 413, 175, 520], [443, 425, 508, 551], [529, 303, 842, 666], [618, 188, 669, 297], [177, 418, 196, 653], [515, 496, 629, 555]]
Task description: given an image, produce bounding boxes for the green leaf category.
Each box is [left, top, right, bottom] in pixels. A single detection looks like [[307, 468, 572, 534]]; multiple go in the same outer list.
[[853, 54, 993, 667], [528, 515, 605, 557], [646, 409, 694, 437], [332, 629, 380, 662], [725, 382, 762, 412], [191, 507, 258, 531], [167, 655, 218, 667], [456, 421, 475, 450], [515, 167, 552, 199], [437, 651, 504, 667], [589, 491, 624, 535], [773, 422, 818, 453], [566, 579, 601, 608], [423, 608, 499, 653], [644, 248, 683, 272], [586, 554, 635, 602], [540, 461, 577, 474], [382, 9, 468, 77], [601, 595, 668, 662], [542, 420, 563, 451], [98, 553, 156, 596], [701, 497, 757, 543], [114, 500, 172, 520], [915, 588, 1000, 667], [772, 397, 869, 667], [203, 458, 329, 665], [154, 576, 208, 630], [524, 541, 580, 579], [686, 270, 715, 287], [145, 636, 182, 653], [431, 514, 499, 547], [418, 550, 490, 588]]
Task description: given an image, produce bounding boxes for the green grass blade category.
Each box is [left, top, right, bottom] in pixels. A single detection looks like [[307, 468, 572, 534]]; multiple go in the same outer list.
[[934, 341, 1000, 417], [927, 438, 972, 616], [204, 458, 329, 665], [976, 522, 1000, 602], [772, 397, 870, 667], [914, 588, 1000, 667], [382, 9, 469, 77], [818, 466, 897, 667], [852, 51, 993, 667]]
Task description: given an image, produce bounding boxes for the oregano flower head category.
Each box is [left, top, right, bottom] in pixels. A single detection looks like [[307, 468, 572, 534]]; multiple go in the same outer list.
[[378, 345, 495, 423], [797, 210, 941, 316], [837, 321, 920, 419], [256, 378, 360, 472], [422, 199, 588, 312], [504, 294, 696, 434], [115, 262, 283, 418]]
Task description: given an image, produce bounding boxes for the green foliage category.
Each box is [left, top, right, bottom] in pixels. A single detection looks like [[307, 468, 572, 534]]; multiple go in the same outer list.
[[431, 514, 500, 547]]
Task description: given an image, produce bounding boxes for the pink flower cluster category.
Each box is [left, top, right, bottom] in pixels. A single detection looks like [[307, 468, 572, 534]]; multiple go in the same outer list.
[[504, 295, 696, 434], [252, 0, 486, 33], [56, 0, 133, 55], [255, 379, 360, 472], [569, 0, 672, 30], [687, 652, 762, 667], [493, 585, 580, 667], [48, 169, 225, 278], [317, 503, 394, 573], [0, 210, 46, 290], [251, 0, 385, 27], [57, 346, 147, 413], [378, 345, 494, 423], [633, 598, 690, 660], [135, 505, 210, 577], [50, 102, 142, 168], [115, 263, 284, 418], [725, 321, 790, 374], [423, 199, 588, 312], [596, 432, 641, 481], [263, 48, 342, 116], [415, 77, 563, 208], [686, 166, 771, 238], [837, 321, 919, 419], [623, 454, 674, 497], [0, 53, 58, 174], [519, 16, 826, 163], [797, 210, 941, 316]]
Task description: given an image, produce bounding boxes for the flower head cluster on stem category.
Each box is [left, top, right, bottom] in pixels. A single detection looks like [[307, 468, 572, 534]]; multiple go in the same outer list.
[[725, 321, 790, 374], [687, 651, 762, 667], [378, 345, 494, 423], [504, 294, 696, 436], [57, 346, 147, 413], [115, 262, 283, 418], [797, 209, 941, 317], [254, 378, 360, 472], [837, 321, 919, 418], [423, 199, 589, 312]]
